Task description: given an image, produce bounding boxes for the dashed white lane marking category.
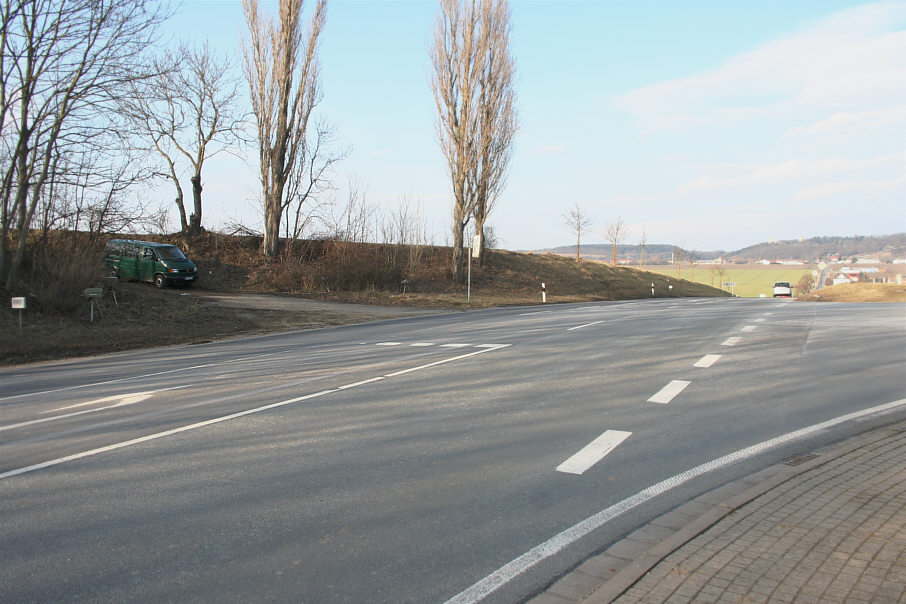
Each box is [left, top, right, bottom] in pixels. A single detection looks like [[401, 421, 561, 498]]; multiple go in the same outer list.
[[556, 430, 632, 475], [446, 398, 906, 604], [694, 354, 722, 368], [741, 325, 757, 332], [567, 320, 605, 331], [754, 318, 766, 322], [0, 345, 511, 480], [441, 343, 471, 348], [376, 342, 402, 346], [722, 336, 742, 346], [411, 342, 435, 347], [648, 380, 691, 404]]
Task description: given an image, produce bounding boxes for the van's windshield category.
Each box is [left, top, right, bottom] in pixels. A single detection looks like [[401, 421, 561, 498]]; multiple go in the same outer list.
[[156, 246, 187, 261]]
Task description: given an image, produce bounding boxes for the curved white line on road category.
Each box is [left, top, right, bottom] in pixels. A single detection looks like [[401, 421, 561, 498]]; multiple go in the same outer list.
[[445, 398, 906, 604]]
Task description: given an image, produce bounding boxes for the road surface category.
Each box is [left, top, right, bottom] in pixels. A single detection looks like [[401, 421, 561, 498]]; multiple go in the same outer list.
[[2, 298, 904, 602]]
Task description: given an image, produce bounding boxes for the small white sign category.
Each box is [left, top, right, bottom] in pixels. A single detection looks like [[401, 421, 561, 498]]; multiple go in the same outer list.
[[11, 297, 25, 309]]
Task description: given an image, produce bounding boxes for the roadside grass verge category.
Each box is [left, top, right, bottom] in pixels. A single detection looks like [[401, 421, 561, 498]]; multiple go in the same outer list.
[[800, 283, 906, 303]]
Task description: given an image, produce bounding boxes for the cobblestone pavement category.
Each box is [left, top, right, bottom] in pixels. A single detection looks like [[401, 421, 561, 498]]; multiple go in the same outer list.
[[530, 419, 906, 604]]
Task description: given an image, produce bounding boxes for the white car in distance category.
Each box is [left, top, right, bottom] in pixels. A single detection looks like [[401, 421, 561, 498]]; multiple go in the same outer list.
[[773, 281, 793, 298]]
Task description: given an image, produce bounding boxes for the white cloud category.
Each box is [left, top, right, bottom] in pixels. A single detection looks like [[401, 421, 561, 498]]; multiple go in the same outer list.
[[612, 2, 906, 134], [676, 154, 903, 194], [782, 105, 906, 139], [791, 174, 905, 202]]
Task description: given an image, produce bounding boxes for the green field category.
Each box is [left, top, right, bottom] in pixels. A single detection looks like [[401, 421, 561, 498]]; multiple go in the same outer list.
[[646, 265, 816, 298]]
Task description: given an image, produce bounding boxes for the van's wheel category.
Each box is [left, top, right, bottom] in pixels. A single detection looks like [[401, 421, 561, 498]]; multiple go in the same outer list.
[[154, 274, 166, 289]]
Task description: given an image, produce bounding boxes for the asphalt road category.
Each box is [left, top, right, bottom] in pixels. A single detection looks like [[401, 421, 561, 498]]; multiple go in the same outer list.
[[2, 298, 904, 603]]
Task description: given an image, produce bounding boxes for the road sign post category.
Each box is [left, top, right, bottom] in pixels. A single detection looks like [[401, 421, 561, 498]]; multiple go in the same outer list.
[[11, 297, 25, 335]]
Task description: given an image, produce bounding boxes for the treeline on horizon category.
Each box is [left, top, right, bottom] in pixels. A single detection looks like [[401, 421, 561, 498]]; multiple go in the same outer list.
[[544, 233, 906, 263]]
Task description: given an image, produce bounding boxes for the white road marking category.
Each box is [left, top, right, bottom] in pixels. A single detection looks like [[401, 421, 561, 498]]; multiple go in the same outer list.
[[445, 398, 906, 604], [385, 345, 509, 377], [722, 336, 742, 346], [0, 351, 291, 402], [441, 343, 471, 348], [741, 325, 757, 332], [410, 342, 435, 347], [754, 318, 766, 322], [694, 354, 722, 368], [1, 387, 187, 432], [337, 377, 385, 390], [647, 380, 691, 404], [376, 342, 402, 346], [556, 430, 632, 475], [0, 345, 511, 480], [567, 320, 605, 331]]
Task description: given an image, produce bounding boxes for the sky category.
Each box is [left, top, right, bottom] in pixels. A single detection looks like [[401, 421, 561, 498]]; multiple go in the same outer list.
[[161, 0, 906, 252]]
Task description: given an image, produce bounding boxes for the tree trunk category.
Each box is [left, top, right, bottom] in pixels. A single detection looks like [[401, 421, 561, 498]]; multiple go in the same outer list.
[[262, 194, 282, 257], [451, 221, 465, 282], [189, 175, 203, 234]]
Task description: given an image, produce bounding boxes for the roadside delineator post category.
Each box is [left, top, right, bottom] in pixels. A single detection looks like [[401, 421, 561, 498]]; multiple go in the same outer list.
[[651, 282, 655, 297], [542, 282, 547, 303]]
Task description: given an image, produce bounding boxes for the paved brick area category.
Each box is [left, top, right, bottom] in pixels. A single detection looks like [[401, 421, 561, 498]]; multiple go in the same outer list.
[[613, 429, 906, 603], [531, 421, 906, 604]]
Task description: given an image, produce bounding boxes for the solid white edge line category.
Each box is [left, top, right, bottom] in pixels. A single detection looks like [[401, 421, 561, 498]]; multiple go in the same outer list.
[[694, 354, 722, 369], [1, 345, 512, 481], [337, 377, 386, 390], [385, 345, 509, 377], [567, 320, 605, 331], [0, 389, 338, 481], [445, 398, 906, 604], [556, 430, 632, 475], [647, 380, 691, 404]]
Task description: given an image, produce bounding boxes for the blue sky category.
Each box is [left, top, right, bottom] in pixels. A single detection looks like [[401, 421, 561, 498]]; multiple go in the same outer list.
[[162, 0, 906, 252]]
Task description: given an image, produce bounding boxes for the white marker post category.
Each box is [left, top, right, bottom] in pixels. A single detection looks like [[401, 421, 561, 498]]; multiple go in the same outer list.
[[651, 282, 654, 297], [11, 297, 25, 335], [541, 282, 546, 303]]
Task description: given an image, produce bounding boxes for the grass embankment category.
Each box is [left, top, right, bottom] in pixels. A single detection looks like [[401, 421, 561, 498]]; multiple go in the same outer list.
[[646, 265, 815, 298], [800, 283, 906, 303], [1, 234, 727, 365]]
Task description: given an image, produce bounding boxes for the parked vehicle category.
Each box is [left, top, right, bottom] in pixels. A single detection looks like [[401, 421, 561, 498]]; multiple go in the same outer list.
[[772, 281, 793, 297], [103, 240, 198, 288]]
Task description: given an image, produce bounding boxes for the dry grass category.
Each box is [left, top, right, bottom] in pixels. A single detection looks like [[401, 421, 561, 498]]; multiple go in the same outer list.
[[799, 283, 906, 303]]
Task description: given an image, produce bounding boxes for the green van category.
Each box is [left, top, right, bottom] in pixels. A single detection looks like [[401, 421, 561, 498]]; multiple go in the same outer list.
[[103, 239, 198, 288]]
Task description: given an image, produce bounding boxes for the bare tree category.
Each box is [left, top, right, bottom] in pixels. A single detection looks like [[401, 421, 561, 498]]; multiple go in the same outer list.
[[430, 0, 517, 280], [470, 0, 517, 265], [120, 42, 244, 235], [638, 227, 648, 269], [673, 244, 684, 277], [604, 215, 629, 266], [563, 203, 592, 262], [0, 0, 169, 290], [242, 0, 330, 258]]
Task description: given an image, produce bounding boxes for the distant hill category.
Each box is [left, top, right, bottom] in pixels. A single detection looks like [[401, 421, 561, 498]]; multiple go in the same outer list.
[[536, 234, 906, 264], [728, 234, 906, 262]]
